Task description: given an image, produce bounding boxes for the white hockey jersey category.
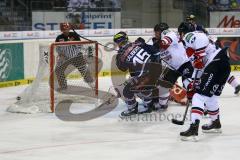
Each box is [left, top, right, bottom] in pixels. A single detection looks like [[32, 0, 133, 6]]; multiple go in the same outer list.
[[183, 31, 221, 69], [183, 31, 221, 78], [158, 29, 189, 70]]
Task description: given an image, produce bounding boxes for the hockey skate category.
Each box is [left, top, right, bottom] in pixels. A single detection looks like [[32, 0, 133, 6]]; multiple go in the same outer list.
[[153, 103, 168, 112], [120, 103, 138, 118], [202, 116, 222, 133], [180, 120, 200, 142], [234, 85, 240, 95], [138, 103, 153, 114]]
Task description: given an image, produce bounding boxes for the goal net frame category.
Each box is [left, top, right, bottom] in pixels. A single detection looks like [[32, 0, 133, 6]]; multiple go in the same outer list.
[[7, 40, 99, 114], [49, 41, 99, 112]]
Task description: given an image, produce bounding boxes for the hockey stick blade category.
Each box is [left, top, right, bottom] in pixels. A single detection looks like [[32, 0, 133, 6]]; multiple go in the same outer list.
[[171, 70, 200, 126], [156, 79, 173, 88], [171, 118, 184, 125]]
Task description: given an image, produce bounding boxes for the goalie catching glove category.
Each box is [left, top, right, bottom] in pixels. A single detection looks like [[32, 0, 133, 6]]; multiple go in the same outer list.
[[170, 84, 187, 105]]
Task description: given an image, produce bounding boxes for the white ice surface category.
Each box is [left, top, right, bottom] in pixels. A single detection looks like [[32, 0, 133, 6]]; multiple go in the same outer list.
[[0, 73, 240, 160]]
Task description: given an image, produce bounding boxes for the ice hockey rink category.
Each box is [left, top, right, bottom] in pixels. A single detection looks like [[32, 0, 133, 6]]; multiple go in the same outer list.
[[0, 72, 240, 160]]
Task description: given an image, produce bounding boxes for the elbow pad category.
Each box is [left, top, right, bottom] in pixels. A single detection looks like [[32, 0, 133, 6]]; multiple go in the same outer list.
[[159, 36, 172, 50]]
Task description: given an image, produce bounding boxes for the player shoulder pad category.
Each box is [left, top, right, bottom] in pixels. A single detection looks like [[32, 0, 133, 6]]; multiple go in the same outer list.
[[162, 30, 178, 45], [184, 32, 196, 44]]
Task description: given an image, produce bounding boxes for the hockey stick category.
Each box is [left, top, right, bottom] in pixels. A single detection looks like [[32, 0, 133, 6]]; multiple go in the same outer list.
[[171, 69, 200, 125], [71, 28, 118, 51], [72, 27, 193, 91], [72, 27, 193, 83]]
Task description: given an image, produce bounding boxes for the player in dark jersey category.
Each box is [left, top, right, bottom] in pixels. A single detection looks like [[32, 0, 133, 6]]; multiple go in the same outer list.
[[55, 22, 94, 91], [113, 31, 162, 117]]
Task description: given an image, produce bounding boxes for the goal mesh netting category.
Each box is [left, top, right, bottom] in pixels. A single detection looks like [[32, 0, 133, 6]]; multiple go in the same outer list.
[[7, 41, 99, 113]]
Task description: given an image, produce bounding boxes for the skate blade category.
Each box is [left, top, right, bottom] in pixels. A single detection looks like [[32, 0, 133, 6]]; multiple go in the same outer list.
[[138, 110, 152, 114], [202, 128, 222, 133], [119, 113, 138, 119], [180, 135, 199, 142], [153, 107, 167, 112]]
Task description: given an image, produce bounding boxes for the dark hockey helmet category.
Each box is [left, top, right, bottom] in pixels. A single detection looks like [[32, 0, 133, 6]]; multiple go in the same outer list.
[[113, 31, 128, 45], [154, 23, 169, 32], [178, 22, 194, 34], [60, 22, 71, 32]]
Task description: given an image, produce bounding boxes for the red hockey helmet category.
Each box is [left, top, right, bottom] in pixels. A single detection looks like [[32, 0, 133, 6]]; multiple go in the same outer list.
[[60, 22, 71, 32]]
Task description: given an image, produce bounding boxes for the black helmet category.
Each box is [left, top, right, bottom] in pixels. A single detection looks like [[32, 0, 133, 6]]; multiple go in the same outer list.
[[113, 31, 128, 44], [178, 22, 194, 34], [154, 23, 169, 32]]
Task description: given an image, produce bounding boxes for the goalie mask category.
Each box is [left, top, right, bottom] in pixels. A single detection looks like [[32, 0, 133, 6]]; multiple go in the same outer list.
[[60, 22, 71, 32], [113, 31, 128, 47]]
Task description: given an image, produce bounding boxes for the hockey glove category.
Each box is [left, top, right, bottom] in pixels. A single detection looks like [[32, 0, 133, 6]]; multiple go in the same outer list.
[[186, 81, 195, 100], [193, 48, 206, 69], [193, 57, 204, 69], [186, 79, 201, 100]]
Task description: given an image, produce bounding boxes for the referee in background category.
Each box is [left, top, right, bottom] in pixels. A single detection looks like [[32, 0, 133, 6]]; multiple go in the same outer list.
[[55, 22, 94, 91]]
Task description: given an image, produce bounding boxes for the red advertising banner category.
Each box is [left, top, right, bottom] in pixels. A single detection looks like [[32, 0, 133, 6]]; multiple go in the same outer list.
[[218, 37, 240, 71], [210, 11, 240, 28]]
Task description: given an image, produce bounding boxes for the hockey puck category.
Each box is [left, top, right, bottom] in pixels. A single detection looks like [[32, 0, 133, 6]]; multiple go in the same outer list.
[[16, 96, 21, 100]]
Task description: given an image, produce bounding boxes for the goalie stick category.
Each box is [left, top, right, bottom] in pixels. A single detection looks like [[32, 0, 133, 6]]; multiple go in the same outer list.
[[171, 69, 200, 125]]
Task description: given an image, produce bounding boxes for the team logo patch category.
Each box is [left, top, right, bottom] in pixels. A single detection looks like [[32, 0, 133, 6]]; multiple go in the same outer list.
[[185, 33, 196, 44], [0, 49, 12, 81], [162, 30, 170, 35]]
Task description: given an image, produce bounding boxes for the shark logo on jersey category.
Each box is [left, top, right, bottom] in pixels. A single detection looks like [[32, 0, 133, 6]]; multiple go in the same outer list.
[[0, 49, 12, 81], [185, 33, 196, 44]]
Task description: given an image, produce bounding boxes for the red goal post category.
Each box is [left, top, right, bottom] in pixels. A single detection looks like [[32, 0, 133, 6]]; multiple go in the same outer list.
[[49, 41, 99, 112]]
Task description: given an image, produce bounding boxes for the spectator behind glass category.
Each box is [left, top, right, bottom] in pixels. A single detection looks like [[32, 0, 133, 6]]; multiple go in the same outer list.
[[54, 0, 67, 7], [94, 0, 104, 7], [216, 0, 230, 9], [230, 0, 240, 9], [67, 0, 96, 12], [71, 13, 85, 29], [106, 0, 121, 8], [186, 14, 208, 34]]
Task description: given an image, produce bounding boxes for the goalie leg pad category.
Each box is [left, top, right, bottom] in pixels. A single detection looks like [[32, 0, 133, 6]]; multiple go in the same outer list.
[[170, 84, 187, 105]]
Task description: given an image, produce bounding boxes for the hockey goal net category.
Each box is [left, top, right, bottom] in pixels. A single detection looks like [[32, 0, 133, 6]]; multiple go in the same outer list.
[[7, 41, 99, 113]]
